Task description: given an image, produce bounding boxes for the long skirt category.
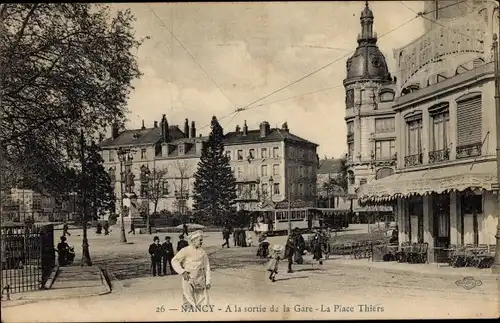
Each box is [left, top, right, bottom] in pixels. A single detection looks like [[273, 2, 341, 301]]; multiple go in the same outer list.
[[181, 278, 210, 306], [294, 249, 304, 264]]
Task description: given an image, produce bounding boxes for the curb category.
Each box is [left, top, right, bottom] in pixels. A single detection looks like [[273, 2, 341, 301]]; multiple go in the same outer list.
[[43, 265, 60, 290], [97, 266, 112, 295], [3, 266, 112, 304], [329, 258, 500, 278]]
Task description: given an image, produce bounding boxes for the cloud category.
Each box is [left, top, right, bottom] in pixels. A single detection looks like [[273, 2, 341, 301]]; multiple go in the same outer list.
[[113, 1, 425, 158]]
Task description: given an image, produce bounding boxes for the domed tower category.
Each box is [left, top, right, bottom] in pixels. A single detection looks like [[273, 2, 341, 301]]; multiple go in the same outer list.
[[343, 1, 397, 197]]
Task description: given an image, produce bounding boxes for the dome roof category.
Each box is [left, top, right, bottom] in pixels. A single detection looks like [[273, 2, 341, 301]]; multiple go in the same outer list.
[[344, 45, 391, 84], [344, 2, 391, 85]]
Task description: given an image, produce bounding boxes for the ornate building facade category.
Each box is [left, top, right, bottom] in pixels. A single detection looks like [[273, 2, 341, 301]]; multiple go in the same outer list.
[[99, 117, 318, 215], [358, 0, 499, 260], [343, 2, 396, 220]]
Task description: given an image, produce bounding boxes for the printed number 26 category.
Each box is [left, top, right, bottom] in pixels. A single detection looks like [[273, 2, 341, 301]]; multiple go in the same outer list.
[[156, 305, 165, 312]]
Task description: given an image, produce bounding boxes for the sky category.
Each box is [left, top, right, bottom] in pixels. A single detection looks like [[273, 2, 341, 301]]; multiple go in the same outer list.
[[110, 1, 426, 158]]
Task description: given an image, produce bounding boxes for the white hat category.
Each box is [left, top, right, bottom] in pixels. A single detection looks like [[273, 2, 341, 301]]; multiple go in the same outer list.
[[272, 244, 283, 252], [188, 230, 204, 241]]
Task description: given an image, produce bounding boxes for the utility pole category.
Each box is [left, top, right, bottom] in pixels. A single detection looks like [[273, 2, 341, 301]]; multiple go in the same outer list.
[[492, 25, 500, 272], [80, 130, 92, 266]]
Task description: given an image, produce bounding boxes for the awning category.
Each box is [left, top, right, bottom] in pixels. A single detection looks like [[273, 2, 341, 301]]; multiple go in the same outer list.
[[357, 161, 498, 202]]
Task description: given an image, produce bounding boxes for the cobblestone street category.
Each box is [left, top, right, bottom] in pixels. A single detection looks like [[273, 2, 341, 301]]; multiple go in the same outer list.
[[2, 230, 498, 321]]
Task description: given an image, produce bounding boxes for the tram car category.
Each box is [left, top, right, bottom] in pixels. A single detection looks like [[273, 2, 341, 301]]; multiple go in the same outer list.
[[253, 207, 319, 236], [311, 208, 350, 231]]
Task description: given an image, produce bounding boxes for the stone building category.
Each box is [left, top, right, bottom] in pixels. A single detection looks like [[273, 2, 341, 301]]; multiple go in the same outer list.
[[225, 121, 319, 211], [99, 117, 318, 215], [357, 0, 499, 260], [343, 2, 396, 222]]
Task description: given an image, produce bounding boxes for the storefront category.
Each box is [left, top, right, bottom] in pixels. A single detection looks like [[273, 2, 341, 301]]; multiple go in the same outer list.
[[357, 161, 498, 262]]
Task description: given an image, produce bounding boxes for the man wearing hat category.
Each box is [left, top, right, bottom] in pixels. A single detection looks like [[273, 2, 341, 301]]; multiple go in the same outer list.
[[171, 230, 211, 306], [162, 236, 175, 275], [177, 234, 189, 252], [148, 236, 163, 276]]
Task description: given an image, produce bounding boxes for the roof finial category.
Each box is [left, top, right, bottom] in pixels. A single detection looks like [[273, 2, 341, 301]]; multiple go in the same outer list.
[[365, 0, 369, 7]]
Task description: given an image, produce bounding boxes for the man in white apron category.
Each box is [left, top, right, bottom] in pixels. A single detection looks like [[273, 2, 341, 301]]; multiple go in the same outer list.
[[171, 230, 211, 306]]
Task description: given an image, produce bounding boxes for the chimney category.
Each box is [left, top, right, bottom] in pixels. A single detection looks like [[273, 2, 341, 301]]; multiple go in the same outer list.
[[141, 119, 146, 130], [112, 122, 119, 139], [235, 125, 241, 133], [281, 121, 289, 132], [154, 121, 158, 128], [190, 121, 196, 138], [259, 121, 270, 138], [196, 138, 203, 153], [161, 114, 169, 142], [243, 120, 248, 136], [184, 118, 189, 138]]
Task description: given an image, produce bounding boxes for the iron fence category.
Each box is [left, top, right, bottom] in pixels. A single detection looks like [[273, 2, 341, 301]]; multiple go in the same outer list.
[[3, 211, 77, 223], [1, 224, 55, 295]]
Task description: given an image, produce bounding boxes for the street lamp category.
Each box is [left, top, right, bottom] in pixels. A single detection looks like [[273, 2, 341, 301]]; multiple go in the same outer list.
[[117, 147, 129, 243]]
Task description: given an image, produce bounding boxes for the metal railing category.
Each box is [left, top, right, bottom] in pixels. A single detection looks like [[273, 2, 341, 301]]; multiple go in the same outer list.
[[456, 142, 482, 159], [1, 224, 55, 294], [428, 148, 450, 164], [404, 153, 423, 167]]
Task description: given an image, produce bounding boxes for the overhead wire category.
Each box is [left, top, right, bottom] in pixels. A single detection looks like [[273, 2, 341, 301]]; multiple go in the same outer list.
[[199, 13, 422, 131], [146, 4, 238, 110]]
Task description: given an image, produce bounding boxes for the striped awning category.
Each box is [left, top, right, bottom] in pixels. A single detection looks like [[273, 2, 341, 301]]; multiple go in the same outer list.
[[357, 161, 498, 203]]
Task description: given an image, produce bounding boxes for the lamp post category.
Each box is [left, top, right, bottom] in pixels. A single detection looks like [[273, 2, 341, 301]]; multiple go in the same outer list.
[[117, 148, 128, 243], [287, 174, 292, 236]]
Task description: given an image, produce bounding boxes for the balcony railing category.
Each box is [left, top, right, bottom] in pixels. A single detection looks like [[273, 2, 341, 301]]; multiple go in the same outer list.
[[347, 132, 354, 142], [456, 143, 482, 159], [404, 153, 423, 167], [428, 149, 449, 164]]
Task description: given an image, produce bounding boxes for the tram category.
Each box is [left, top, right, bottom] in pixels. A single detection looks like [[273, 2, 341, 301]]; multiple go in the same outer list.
[[253, 207, 318, 236], [252, 200, 351, 236]]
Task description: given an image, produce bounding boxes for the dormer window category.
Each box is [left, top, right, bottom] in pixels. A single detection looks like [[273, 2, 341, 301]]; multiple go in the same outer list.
[[379, 90, 395, 102], [132, 133, 141, 140], [178, 144, 185, 155]]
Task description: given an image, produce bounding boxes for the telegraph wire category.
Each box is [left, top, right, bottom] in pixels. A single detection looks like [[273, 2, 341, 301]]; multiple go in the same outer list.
[[418, 14, 484, 44], [146, 4, 238, 109], [199, 14, 422, 131], [420, 0, 469, 16]]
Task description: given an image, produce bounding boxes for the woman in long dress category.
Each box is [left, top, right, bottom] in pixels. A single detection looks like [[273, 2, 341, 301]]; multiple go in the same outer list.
[[171, 230, 211, 306]]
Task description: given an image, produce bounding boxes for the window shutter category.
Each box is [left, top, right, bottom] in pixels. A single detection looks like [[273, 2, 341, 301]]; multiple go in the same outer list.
[[457, 96, 481, 147]]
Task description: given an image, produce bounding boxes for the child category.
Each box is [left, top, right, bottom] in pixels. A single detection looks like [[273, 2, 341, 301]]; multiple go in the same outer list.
[[246, 234, 253, 247], [266, 244, 283, 282]]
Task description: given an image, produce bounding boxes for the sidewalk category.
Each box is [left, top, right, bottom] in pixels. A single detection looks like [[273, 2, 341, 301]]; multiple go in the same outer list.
[[326, 256, 499, 278], [2, 265, 110, 307]]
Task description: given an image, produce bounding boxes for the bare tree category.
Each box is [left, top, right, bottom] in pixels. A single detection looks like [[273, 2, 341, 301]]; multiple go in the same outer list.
[[148, 167, 169, 217], [172, 161, 193, 220]]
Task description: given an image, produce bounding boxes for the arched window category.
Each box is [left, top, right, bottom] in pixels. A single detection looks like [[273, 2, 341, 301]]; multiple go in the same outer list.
[[379, 90, 395, 102], [401, 83, 420, 96]]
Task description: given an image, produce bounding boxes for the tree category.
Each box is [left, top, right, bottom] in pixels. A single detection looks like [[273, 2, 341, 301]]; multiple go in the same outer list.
[[193, 116, 237, 225], [321, 157, 349, 208], [0, 3, 145, 198], [70, 138, 115, 265], [83, 141, 115, 221], [144, 166, 169, 234]]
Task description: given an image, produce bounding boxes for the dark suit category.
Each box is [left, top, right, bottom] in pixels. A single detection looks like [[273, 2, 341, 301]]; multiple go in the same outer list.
[[176, 240, 188, 252], [161, 241, 175, 275], [148, 243, 162, 276]]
